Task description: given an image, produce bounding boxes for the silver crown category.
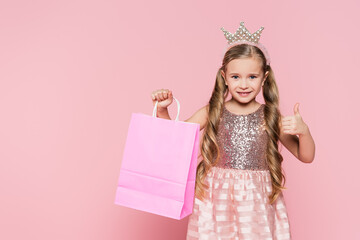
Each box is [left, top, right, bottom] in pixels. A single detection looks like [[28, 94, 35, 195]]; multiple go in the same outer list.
[[220, 22, 264, 44]]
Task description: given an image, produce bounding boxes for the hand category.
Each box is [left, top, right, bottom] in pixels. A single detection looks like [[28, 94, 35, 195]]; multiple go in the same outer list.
[[151, 89, 173, 109], [280, 103, 308, 136]]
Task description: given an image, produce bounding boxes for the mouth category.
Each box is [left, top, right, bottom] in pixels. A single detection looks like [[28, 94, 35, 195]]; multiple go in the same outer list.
[[237, 91, 252, 97]]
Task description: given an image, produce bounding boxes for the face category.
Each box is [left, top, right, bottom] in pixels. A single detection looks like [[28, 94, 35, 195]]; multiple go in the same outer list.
[[221, 58, 269, 105]]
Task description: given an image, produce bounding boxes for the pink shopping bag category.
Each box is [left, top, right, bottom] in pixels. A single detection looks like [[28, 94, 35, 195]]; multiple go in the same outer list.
[[114, 97, 200, 220]]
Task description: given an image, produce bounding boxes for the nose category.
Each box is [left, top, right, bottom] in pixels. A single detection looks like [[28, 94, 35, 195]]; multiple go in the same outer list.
[[238, 78, 249, 89]]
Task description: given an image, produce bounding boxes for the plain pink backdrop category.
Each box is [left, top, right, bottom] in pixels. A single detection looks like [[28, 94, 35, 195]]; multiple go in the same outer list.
[[1, 0, 359, 239]]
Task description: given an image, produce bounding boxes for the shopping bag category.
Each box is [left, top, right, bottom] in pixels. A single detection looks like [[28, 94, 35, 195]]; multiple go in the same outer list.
[[114, 97, 200, 220]]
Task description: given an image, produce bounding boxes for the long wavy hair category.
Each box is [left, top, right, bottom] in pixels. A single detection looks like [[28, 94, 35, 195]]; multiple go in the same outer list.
[[194, 43, 287, 205]]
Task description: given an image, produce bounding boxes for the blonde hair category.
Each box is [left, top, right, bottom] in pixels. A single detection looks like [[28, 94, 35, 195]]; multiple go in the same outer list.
[[195, 44, 286, 205]]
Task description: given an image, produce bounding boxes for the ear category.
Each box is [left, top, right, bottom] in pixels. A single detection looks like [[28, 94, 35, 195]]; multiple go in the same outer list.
[[221, 70, 227, 86], [262, 70, 269, 87]]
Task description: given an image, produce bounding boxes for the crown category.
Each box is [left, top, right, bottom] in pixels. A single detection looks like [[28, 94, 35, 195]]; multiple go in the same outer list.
[[221, 21, 264, 44], [220, 21, 271, 65]]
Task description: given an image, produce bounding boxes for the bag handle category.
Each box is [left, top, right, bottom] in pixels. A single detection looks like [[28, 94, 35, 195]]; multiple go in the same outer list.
[[152, 97, 180, 121]]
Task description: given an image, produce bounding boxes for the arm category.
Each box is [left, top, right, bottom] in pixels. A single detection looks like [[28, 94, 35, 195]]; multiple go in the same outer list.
[[184, 104, 209, 131], [156, 102, 209, 131], [279, 103, 316, 163], [152, 88, 208, 126], [156, 107, 171, 120], [279, 122, 315, 163], [297, 124, 315, 163]]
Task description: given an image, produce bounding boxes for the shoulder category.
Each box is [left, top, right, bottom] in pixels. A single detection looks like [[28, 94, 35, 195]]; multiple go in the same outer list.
[[184, 104, 209, 131]]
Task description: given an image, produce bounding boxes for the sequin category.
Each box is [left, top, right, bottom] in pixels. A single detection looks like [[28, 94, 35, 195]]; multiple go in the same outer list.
[[186, 103, 292, 239], [215, 104, 269, 170]]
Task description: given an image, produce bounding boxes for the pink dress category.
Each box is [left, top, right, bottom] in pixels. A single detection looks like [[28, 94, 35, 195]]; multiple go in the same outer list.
[[186, 104, 291, 240]]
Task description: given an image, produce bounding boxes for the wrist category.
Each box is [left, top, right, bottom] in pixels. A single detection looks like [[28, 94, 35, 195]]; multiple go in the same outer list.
[[157, 106, 168, 112], [299, 124, 309, 137]]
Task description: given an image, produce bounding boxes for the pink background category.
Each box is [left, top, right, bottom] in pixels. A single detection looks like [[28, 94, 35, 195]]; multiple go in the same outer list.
[[1, 0, 359, 239]]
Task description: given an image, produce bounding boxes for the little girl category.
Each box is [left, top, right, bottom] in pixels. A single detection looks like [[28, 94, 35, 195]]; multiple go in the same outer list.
[[151, 22, 315, 240]]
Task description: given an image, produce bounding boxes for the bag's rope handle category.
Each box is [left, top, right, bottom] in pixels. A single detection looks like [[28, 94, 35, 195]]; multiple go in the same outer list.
[[152, 97, 180, 121]]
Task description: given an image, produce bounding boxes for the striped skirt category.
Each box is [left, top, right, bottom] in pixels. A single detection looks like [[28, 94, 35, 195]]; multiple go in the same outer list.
[[186, 166, 291, 240]]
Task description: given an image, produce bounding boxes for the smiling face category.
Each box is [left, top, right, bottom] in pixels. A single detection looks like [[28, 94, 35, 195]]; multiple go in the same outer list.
[[221, 57, 269, 106]]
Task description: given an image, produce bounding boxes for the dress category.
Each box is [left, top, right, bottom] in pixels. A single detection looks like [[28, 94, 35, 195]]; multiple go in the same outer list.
[[186, 104, 291, 240]]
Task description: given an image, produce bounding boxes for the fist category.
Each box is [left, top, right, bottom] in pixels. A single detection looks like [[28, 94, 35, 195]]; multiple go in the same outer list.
[[280, 103, 308, 136], [151, 89, 173, 109]]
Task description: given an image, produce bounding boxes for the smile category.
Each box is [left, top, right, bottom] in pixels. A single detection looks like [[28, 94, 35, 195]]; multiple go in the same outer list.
[[237, 92, 251, 97]]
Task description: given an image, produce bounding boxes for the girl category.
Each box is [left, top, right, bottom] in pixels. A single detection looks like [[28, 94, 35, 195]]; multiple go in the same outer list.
[[151, 22, 315, 240]]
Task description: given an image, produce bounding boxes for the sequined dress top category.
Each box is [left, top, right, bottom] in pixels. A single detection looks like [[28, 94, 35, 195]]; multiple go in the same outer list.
[[215, 104, 269, 170]]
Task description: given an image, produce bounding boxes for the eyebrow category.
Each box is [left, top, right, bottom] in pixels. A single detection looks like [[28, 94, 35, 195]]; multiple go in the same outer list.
[[229, 72, 260, 75]]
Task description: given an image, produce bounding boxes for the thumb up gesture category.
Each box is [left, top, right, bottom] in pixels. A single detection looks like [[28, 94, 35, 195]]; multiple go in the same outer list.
[[280, 103, 308, 136]]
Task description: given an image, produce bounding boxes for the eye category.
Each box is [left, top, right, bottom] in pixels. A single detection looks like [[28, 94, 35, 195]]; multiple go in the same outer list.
[[231, 75, 257, 79]]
